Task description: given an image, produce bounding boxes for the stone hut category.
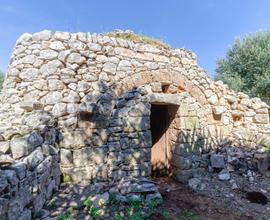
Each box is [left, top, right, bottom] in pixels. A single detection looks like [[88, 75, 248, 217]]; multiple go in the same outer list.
[[0, 30, 269, 219]]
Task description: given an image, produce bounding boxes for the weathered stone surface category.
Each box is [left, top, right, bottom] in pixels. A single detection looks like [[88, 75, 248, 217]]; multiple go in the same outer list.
[[23, 111, 53, 129], [52, 103, 67, 117], [40, 60, 62, 75], [40, 49, 58, 60], [253, 114, 269, 124], [210, 154, 225, 169], [23, 147, 44, 170], [60, 130, 86, 149], [10, 137, 29, 159], [0, 154, 14, 167], [27, 132, 44, 148], [1, 169, 18, 186], [254, 153, 269, 173], [0, 141, 10, 154], [60, 149, 73, 165], [49, 41, 65, 50], [10, 162, 26, 180], [218, 169, 230, 181], [67, 52, 86, 64], [44, 91, 63, 105]]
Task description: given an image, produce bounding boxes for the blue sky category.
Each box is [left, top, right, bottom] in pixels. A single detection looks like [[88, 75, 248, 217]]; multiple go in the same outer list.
[[1, 0, 270, 78]]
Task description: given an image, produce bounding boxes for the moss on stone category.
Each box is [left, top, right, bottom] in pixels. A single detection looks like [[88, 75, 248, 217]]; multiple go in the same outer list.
[[63, 173, 72, 183]]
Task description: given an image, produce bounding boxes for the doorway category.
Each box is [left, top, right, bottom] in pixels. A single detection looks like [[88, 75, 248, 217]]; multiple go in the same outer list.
[[150, 104, 177, 177]]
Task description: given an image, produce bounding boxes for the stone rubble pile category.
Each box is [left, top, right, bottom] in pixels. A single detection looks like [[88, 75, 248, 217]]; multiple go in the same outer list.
[[188, 145, 269, 191], [109, 177, 162, 202]]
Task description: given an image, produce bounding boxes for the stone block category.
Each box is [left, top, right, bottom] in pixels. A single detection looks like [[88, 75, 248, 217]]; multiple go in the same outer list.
[[10, 162, 26, 180], [17, 209, 31, 220], [253, 114, 269, 124], [0, 198, 8, 216], [60, 149, 73, 165], [23, 147, 44, 170], [123, 116, 150, 132], [8, 200, 22, 220], [27, 131, 44, 148], [60, 130, 87, 149], [0, 141, 10, 154], [36, 156, 52, 174], [210, 154, 225, 169], [10, 137, 30, 159], [254, 153, 269, 173]]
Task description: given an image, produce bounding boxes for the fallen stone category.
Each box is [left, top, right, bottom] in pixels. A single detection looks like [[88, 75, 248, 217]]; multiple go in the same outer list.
[[188, 177, 201, 191], [218, 169, 230, 181]]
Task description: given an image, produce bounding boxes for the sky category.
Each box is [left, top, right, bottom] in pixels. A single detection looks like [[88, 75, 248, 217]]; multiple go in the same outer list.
[[1, 0, 270, 78]]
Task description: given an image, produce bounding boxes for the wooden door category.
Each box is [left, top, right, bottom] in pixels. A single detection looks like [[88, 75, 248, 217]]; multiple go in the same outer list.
[[150, 105, 168, 176]]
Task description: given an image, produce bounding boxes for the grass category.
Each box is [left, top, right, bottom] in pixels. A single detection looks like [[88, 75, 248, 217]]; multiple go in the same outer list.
[[106, 31, 170, 50]]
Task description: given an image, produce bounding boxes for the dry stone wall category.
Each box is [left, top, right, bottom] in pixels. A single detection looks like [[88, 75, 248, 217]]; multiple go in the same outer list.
[[0, 30, 269, 218]]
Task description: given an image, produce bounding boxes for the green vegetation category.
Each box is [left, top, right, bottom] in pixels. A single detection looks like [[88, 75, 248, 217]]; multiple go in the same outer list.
[[62, 173, 72, 183], [83, 197, 102, 219], [80, 192, 163, 220], [215, 31, 270, 104], [106, 31, 170, 49], [56, 208, 73, 220], [161, 210, 172, 220], [0, 71, 4, 91]]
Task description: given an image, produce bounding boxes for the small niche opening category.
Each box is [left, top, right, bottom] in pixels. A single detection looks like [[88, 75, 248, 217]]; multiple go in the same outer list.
[[232, 115, 242, 121], [161, 84, 170, 93]]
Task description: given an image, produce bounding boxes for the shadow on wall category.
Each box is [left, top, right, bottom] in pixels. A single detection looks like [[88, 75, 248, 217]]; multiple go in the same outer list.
[[151, 115, 234, 182], [168, 126, 233, 182]]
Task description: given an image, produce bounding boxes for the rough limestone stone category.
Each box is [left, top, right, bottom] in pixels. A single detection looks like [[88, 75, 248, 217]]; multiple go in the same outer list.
[[23, 147, 44, 170], [1, 170, 18, 186], [210, 154, 225, 169], [10, 162, 27, 180], [33, 30, 52, 41], [27, 132, 44, 148], [0, 141, 10, 154], [218, 169, 230, 181], [49, 41, 65, 51], [60, 130, 86, 149], [60, 149, 73, 165], [10, 137, 29, 159], [67, 52, 86, 64], [40, 49, 58, 60]]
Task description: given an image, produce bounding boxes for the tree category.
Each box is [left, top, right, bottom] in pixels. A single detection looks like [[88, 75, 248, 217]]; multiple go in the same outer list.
[[0, 71, 4, 91], [215, 31, 270, 103]]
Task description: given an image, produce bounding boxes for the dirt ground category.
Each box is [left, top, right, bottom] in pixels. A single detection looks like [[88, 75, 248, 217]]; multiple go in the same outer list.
[[151, 178, 252, 220], [43, 176, 270, 220]]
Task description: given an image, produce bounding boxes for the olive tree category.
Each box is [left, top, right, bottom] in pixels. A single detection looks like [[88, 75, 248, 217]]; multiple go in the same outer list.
[[215, 31, 270, 103]]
